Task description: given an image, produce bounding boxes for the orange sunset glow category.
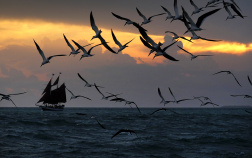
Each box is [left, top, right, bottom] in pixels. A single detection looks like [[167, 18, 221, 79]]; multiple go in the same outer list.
[[0, 20, 251, 65]]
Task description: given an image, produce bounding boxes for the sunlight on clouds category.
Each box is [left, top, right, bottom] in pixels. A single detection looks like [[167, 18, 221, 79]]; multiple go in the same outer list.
[[182, 39, 252, 55], [0, 19, 251, 67]]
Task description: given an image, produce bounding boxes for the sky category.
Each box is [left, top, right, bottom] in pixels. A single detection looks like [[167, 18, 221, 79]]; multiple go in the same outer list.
[[0, 0, 251, 108]]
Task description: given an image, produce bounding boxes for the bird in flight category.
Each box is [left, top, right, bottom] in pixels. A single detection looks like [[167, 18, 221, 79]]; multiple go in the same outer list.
[[0, 92, 27, 107], [136, 7, 165, 26], [111, 129, 137, 139], [213, 71, 242, 87], [165, 31, 192, 43], [124, 100, 141, 113], [158, 88, 175, 106], [111, 12, 134, 26], [160, 5, 174, 21], [111, 29, 134, 53], [150, 108, 167, 115], [168, 87, 192, 104], [65, 87, 91, 101], [177, 45, 213, 60], [90, 11, 117, 54], [77, 73, 103, 88], [34, 40, 66, 67]]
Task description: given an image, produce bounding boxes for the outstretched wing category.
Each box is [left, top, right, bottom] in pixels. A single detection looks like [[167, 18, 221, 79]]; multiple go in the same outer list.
[[136, 7, 147, 21], [63, 34, 75, 51], [77, 73, 88, 84], [196, 8, 221, 28], [148, 13, 166, 20], [65, 87, 74, 96], [47, 54, 66, 60], [76, 96, 92, 100], [94, 83, 104, 97], [111, 12, 131, 21], [90, 11, 99, 33], [230, 73, 242, 87], [98, 35, 117, 54], [9, 92, 27, 96], [34, 40, 46, 60], [111, 29, 122, 47], [248, 76, 252, 86], [9, 98, 17, 107]]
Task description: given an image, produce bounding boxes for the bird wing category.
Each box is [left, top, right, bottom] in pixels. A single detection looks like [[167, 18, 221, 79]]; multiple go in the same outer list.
[[177, 45, 194, 56], [181, 7, 197, 27], [77, 73, 88, 84], [230, 0, 241, 10], [136, 7, 147, 21], [65, 87, 74, 96], [179, 36, 193, 43], [196, 8, 221, 28], [87, 43, 103, 55], [230, 73, 242, 87], [72, 40, 88, 54], [162, 41, 177, 52], [63, 34, 75, 51], [76, 95, 92, 100], [161, 5, 172, 16], [9, 98, 17, 107], [111, 12, 131, 22], [95, 118, 106, 129], [190, 0, 198, 9], [9, 92, 27, 96], [150, 108, 166, 115], [76, 43, 93, 52], [94, 83, 105, 97], [199, 37, 221, 42], [90, 11, 99, 33], [168, 87, 177, 102], [98, 35, 117, 54], [124, 38, 135, 46], [148, 13, 166, 20], [161, 51, 179, 61], [47, 54, 66, 60], [230, 4, 243, 18], [34, 40, 46, 60], [140, 36, 153, 50], [213, 71, 229, 75], [165, 31, 177, 37], [111, 129, 124, 139], [138, 26, 157, 46], [174, 0, 180, 16], [132, 102, 141, 113], [248, 76, 252, 86], [111, 29, 122, 47], [177, 98, 192, 103], [158, 88, 165, 101]]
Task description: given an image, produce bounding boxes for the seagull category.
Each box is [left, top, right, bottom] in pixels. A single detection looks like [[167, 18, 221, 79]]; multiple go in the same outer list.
[[177, 45, 213, 60], [248, 76, 252, 86], [90, 12, 117, 54], [181, 15, 221, 42], [0, 92, 27, 107], [172, 0, 183, 22], [150, 108, 167, 115], [34, 40, 66, 67], [111, 29, 134, 53], [136, 7, 165, 25], [182, 7, 221, 32], [124, 100, 141, 113], [72, 40, 103, 60], [94, 83, 116, 100], [111, 12, 134, 26], [65, 87, 91, 100], [165, 31, 193, 43], [111, 129, 137, 139], [230, 95, 252, 98], [77, 73, 103, 88], [213, 71, 242, 87], [168, 87, 192, 104], [158, 88, 175, 106], [90, 11, 102, 40]]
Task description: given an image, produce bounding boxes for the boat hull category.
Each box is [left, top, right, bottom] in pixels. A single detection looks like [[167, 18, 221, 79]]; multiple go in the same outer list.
[[39, 105, 64, 111]]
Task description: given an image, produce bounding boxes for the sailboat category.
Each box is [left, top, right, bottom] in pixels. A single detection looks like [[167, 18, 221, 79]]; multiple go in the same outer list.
[[36, 74, 67, 111]]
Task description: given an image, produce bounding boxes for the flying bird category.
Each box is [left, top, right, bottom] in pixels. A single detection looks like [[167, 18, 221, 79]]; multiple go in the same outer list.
[[77, 73, 103, 88], [90, 12, 117, 54], [111, 129, 137, 139], [190, 0, 205, 15], [111, 29, 134, 53], [72, 40, 103, 60], [150, 108, 167, 115], [124, 100, 141, 113], [65, 87, 91, 100], [34, 40, 66, 67], [194, 96, 212, 102], [110, 97, 126, 102], [94, 83, 116, 100], [0, 92, 27, 107], [160, 5, 174, 20], [177, 45, 213, 60], [172, 0, 183, 22], [213, 71, 242, 87], [158, 88, 175, 106], [136, 7, 165, 25], [168, 87, 192, 104], [165, 31, 193, 43], [91, 116, 106, 129], [223, 1, 244, 20]]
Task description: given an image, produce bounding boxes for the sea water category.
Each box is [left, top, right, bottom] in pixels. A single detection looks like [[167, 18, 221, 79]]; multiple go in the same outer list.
[[0, 107, 251, 158]]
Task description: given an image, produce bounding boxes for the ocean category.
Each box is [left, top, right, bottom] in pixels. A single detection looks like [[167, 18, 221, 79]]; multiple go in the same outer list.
[[0, 107, 251, 158]]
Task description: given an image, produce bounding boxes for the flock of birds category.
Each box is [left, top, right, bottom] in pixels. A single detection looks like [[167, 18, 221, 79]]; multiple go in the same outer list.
[[0, 0, 251, 138]]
